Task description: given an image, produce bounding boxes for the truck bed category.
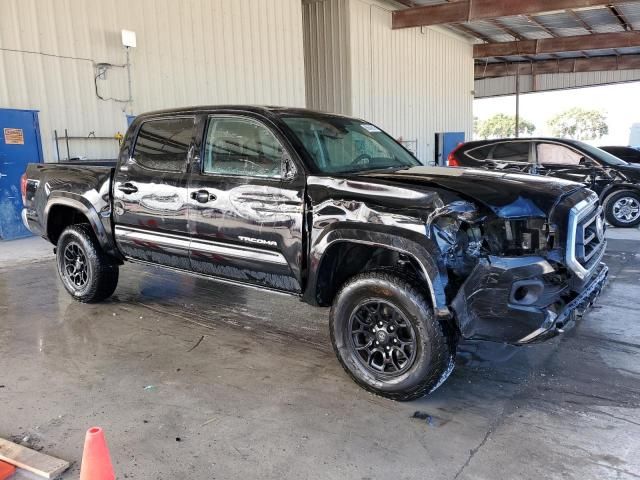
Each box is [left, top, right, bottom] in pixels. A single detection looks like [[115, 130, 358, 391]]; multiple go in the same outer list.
[[55, 159, 118, 167], [22, 162, 116, 251]]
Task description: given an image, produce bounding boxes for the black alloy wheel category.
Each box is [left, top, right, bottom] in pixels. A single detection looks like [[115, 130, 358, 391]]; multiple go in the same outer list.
[[330, 271, 456, 401], [349, 300, 417, 376], [56, 224, 119, 303], [63, 242, 90, 289]]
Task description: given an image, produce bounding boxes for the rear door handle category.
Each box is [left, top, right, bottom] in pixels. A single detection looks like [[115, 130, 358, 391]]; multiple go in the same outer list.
[[191, 190, 216, 203], [118, 183, 138, 194]]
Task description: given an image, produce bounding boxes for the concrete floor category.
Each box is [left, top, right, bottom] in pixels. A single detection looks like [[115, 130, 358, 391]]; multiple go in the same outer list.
[[0, 231, 639, 479]]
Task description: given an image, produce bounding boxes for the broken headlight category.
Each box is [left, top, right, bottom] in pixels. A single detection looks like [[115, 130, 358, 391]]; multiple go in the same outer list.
[[484, 218, 551, 255]]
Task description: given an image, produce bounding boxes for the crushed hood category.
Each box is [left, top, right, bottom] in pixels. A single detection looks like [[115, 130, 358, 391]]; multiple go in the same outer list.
[[360, 166, 586, 218]]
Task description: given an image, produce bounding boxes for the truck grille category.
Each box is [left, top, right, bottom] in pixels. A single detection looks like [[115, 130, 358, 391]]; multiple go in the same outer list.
[[566, 195, 607, 280]]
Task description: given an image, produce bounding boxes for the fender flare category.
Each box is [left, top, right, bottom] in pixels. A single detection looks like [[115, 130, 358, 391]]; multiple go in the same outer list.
[[304, 224, 450, 318], [44, 193, 118, 256]]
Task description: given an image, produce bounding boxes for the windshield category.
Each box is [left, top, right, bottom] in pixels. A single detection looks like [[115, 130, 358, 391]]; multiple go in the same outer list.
[[281, 116, 420, 174], [571, 141, 629, 166]]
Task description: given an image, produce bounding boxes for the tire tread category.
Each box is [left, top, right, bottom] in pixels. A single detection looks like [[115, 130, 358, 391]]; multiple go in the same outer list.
[[330, 270, 454, 401], [56, 223, 119, 303]]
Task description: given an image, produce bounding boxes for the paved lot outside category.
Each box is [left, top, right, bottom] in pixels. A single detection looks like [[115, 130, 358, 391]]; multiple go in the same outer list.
[[0, 230, 639, 479]]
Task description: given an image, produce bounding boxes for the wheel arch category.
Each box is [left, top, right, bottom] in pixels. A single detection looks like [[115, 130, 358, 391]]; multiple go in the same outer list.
[[44, 194, 119, 257], [303, 225, 449, 317], [600, 183, 640, 202]]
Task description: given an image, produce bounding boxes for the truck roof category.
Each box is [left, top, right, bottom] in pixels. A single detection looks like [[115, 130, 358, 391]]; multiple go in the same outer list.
[[136, 105, 357, 122]]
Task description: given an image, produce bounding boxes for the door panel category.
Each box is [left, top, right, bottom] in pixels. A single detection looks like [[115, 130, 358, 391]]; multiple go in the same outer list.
[[188, 115, 304, 292], [0, 109, 43, 240], [113, 116, 194, 268]]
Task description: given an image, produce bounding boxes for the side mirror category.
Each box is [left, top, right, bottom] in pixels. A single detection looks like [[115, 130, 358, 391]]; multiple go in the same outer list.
[[282, 154, 297, 181]]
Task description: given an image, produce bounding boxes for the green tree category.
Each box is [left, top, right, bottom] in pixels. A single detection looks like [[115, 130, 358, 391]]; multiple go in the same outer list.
[[548, 107, 609, 141], [475, 113, 536, 139]]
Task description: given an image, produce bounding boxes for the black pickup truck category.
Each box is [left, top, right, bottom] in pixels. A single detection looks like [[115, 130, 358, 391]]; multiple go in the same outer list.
[[22, 106, 608, 400]]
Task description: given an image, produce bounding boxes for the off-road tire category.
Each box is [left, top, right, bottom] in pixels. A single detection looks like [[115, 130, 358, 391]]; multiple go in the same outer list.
[[56, 224, 119, 303], [603, 190, 640, 228], [330, 271, 455, 401]]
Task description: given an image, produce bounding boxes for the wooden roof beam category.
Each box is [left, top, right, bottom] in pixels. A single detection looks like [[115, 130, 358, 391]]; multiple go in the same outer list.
[[393, 0, 628, 29], [474, 30, 640, 58], [475, 54, 640, 78], [608, 5, 631, 31], [450, 23, 493, 42], [565, 9, 595, 57], [488, 18, 525, 41], [523, 14, 564, 59], [526, 15, 557, 37]]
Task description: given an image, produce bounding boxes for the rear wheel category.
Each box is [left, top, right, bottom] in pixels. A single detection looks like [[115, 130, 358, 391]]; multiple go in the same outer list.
[[56, 224, 119, 303], [330, 271, 456, 401], [604, 190, 640, 228]]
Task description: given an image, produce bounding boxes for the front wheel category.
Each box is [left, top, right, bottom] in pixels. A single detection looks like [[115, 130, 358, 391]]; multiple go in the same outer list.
[[330, 271, 456, 401], [56, 224, 119, 303], [604, 190, 640, 228]]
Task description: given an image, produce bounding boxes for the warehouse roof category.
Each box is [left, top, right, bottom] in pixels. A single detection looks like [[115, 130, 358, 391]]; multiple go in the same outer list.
[[392, 1, 640, 79]]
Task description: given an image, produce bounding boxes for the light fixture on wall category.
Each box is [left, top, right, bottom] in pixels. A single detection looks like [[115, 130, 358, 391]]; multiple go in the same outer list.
[[121, 30, 137, 49]]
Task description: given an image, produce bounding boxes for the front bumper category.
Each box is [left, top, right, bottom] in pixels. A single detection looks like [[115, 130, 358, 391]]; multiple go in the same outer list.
[[451, 255, 608, 344], [517, 263, 608, 344]]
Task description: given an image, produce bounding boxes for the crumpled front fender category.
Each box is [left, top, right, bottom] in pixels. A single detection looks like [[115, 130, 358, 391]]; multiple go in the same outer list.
[[305, 223, 450, 318]]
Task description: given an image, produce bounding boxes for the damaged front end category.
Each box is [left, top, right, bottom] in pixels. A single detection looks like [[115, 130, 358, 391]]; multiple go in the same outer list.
[[429, 193, 608, 345]]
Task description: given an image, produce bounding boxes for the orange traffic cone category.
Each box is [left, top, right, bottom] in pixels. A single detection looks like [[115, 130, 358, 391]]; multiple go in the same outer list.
[[0, 460, 16, 480], [79, 427, 115, 480]]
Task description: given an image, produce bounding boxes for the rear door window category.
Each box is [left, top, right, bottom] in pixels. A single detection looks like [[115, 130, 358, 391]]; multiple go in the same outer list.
[[132, 117, 194, 172], [491, 142, 530, 163]]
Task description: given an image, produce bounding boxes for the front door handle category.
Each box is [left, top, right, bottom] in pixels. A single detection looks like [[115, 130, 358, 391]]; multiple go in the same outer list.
[[118, 183, 138, 194], [191, 190, 216, 203]]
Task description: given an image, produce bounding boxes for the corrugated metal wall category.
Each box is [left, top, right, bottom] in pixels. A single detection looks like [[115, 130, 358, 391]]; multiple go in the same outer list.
[[302, 0, 352, 115], [0, 0, 306, 163], [475, 70, 640, 98], [349, 0, 474, 163]]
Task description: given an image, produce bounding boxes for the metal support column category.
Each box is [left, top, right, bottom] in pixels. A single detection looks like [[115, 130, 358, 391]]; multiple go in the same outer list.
[[515, 71, 521, 138]]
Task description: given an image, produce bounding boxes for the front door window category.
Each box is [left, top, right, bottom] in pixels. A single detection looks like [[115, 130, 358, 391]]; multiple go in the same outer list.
[[203, 117, 282, 178]]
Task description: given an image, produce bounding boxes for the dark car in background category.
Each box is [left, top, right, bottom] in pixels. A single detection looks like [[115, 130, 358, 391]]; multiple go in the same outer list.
[[600, 146, 640, 165], [449, 138, 640, 228]]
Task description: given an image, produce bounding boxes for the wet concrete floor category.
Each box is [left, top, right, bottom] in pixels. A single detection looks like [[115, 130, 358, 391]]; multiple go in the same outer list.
[[1, 232, 639, 479]]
